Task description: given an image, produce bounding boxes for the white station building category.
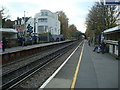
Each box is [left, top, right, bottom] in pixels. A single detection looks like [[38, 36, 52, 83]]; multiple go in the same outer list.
[[34, 10, 60, 35]]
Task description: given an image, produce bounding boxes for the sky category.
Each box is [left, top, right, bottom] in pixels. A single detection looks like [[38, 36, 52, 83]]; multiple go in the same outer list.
[[1, 0, 100, 33]]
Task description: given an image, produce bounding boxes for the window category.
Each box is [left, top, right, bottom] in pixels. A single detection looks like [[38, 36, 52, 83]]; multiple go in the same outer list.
[[41, 12, 48, 16], [45, 12, 48, 16], [38, 18, 47, 22], [38, 26, 48, 33], [45, 26, 48, 32], [41, 12, 44, 16], [38, 26, 44, 33], [55, 28, 57, 31]]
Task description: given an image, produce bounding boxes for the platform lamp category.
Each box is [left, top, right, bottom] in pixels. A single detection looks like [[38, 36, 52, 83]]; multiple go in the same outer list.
[[33, 18, 38, 44]]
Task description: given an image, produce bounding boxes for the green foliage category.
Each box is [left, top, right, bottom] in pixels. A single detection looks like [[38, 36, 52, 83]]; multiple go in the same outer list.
[[56, 11, 82, 39], [3, 19, 14, 28], [68, 24, 82, 39], [56, 11, 69, 38], [38, 41, 50, 44], [0, 6, 11, 28], [85, 2, 118, 38], [25, 41, 32, 45]]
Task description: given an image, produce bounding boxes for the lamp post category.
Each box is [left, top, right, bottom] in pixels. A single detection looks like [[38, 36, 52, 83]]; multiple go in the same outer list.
[[92, 30, 95, 46], [97, 1, 105, 43], [99, 0, 105, 30], [24, 11, 26, 36], [33, 18, 38, 44], [91, 21, 97, 46], [101, 2, 105, 32], [24, 11, 29, 36]]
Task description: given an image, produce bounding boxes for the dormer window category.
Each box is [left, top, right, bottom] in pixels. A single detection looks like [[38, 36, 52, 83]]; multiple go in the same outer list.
[[41, 11, 48, 16], [41, 12, 44, 16], [45, 12, 48, 16]]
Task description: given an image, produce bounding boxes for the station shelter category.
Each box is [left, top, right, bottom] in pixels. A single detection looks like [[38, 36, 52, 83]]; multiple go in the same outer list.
[[0, 28, 18, 47], [103, 25, 120, 58]]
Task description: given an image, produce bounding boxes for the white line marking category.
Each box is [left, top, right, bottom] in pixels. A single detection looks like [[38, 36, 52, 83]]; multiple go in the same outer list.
[[39, 41, 83, 89]]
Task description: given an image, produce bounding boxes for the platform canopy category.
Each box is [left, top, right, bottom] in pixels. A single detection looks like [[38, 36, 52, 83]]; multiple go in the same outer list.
[[103, 25, 120, 34], [0, 28, 18, 33]]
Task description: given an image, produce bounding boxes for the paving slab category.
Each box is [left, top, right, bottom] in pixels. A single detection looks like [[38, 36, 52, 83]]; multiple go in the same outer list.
[[39, 40, 118, 89], [75, 41, 118, 88]]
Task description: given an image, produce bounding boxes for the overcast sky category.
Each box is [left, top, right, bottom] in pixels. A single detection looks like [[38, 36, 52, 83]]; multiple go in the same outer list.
[[1, 0, 100, 33]]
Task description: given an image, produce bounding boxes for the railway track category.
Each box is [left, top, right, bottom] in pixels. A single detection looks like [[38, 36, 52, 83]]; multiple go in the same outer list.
[[2, 41, 74, 76], [2, 41, 72, 68], [1, 41, 79, 90]]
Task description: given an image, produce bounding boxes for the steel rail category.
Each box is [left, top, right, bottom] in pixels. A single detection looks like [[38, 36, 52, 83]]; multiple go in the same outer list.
[[1, 41, 79, 90]]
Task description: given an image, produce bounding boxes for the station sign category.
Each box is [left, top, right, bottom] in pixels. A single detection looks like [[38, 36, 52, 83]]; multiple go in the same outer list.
[[104, 0, 120, 5]]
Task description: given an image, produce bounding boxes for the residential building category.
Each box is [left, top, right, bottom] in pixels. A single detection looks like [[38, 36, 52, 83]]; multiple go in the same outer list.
[[34, 10, 60, 35], [13, 10, 62, 42], [13, 17, 30, 37]]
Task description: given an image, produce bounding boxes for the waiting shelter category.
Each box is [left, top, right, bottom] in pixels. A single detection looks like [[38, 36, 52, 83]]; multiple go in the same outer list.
[[0, 28, 18, 39], [0, 28, 18, 47], [103, 25, 120, 58]]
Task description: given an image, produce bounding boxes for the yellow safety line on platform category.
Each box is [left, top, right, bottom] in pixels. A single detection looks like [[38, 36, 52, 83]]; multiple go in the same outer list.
[[70, 42, 84, 90]]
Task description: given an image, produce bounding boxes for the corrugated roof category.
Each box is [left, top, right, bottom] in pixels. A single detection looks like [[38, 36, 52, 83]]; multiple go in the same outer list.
[[104, 25, 120, 33], [0, 28, 18, 33]]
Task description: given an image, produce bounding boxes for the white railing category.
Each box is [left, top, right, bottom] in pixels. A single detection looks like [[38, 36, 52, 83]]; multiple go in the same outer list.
[[105, 40, 118, 45]]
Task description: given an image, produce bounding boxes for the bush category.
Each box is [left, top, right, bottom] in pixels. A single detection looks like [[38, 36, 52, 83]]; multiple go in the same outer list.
[[6, 39, 18, 48], [25, 41, 32, 45], [38, 41, 50, 44]]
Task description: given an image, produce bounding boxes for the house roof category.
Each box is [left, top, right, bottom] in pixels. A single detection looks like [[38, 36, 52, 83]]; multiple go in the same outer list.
[[15, 17, 30, 24], [0, 28, 18, 33], [103, 25, 120, 33]]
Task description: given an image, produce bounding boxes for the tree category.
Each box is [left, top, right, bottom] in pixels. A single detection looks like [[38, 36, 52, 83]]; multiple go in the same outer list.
[[3, 19, 14, 28], [68, 24, 77, 37], [0, 6, 10, 28], [68, 24, 82, 39], [56, 11, 69, 38], [0, 8, 3, 28], [56, 11, 82, 39], [85, 2, 118, 38]]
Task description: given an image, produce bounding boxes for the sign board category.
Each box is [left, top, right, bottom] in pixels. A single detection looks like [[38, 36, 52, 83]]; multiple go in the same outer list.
[[104, 0, 120, 5]]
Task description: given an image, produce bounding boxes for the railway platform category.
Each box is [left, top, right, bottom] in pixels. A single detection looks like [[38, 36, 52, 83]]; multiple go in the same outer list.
[[0, 40, 70, 54], [39, 40, 118, 89], [1, 40, 72, 64]]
